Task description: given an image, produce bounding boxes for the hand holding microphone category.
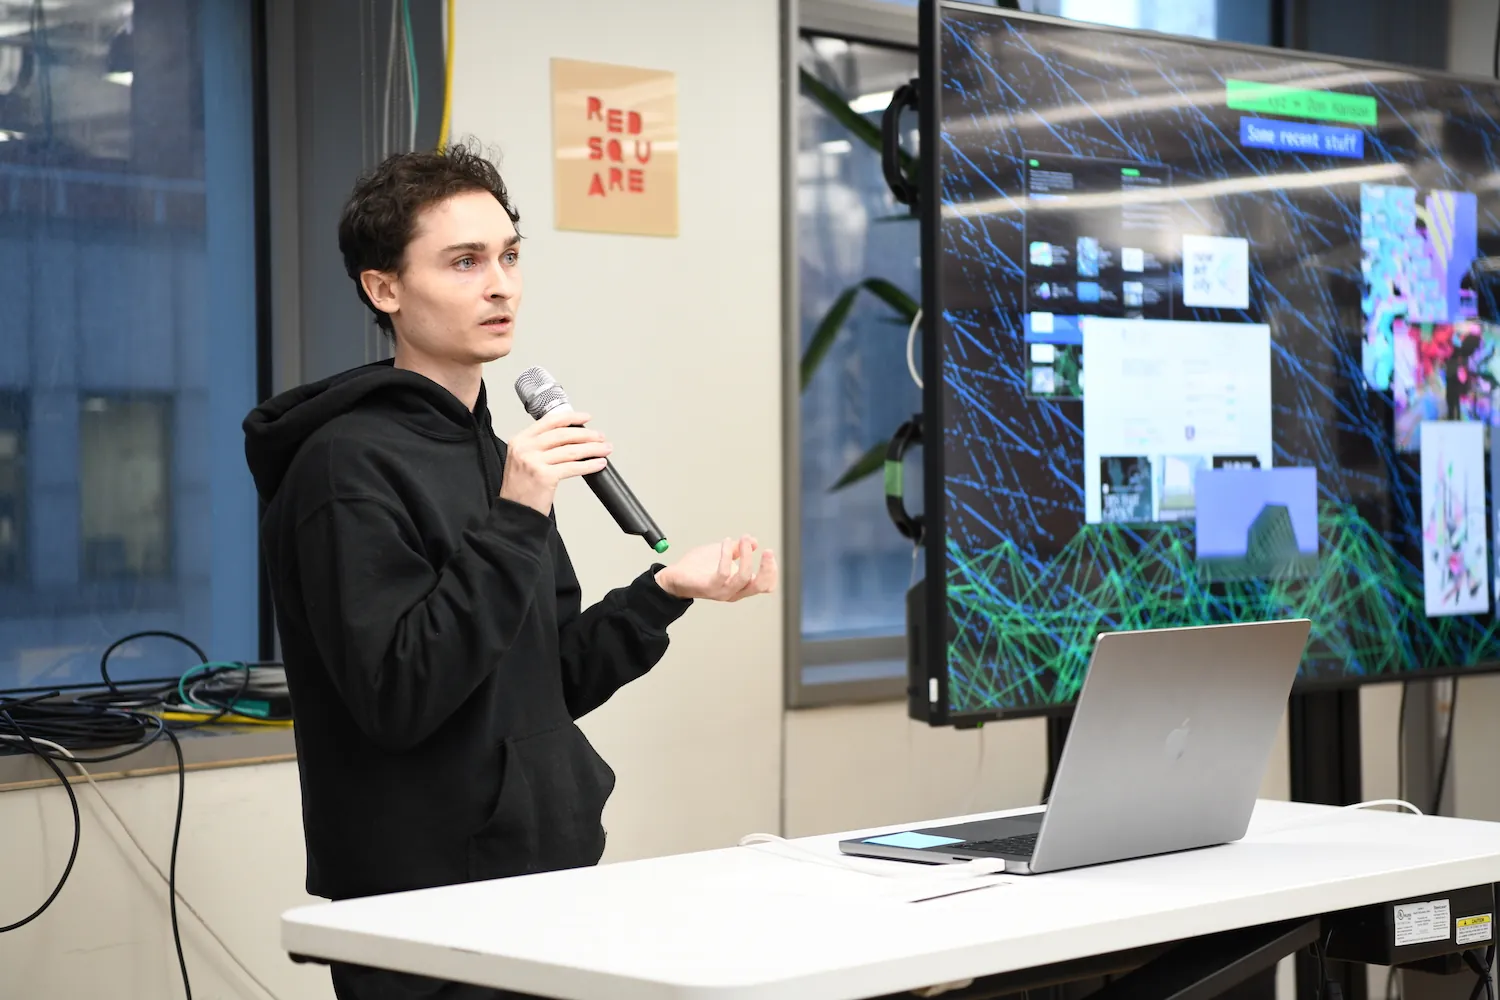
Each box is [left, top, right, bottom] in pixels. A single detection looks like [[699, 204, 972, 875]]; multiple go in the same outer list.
[[510, 367, 777, 600], [498, 408, 612, 516], [513, 367, 670, 552]]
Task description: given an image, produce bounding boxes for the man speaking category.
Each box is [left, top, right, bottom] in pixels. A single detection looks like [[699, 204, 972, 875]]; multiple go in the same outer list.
[[244, 144, 775, 1000]]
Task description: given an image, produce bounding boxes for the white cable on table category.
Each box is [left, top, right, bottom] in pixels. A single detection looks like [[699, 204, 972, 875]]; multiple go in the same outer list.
[[738, 832, 1005, 880]]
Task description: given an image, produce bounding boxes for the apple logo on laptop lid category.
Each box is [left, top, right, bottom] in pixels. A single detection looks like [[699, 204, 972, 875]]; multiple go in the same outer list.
[[1165, 718, 1191, 762]]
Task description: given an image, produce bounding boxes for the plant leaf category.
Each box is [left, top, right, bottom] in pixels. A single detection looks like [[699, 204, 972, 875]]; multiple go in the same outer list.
[[831, 440, 890, 492], [860, 277, 919, 322], [798, 68, 916, 176], [800, 284, 862, 391], [800, 278, 920, 390]]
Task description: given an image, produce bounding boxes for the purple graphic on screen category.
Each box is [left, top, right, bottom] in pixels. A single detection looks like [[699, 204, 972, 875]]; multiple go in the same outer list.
[[1424, 190, 1478, 325], [1492, 430, 1499, 610], [1195, 467, 1319, 582]]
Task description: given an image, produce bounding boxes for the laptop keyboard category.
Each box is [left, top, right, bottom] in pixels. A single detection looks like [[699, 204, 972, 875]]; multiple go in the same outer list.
[[953, 832, 1038, 857]]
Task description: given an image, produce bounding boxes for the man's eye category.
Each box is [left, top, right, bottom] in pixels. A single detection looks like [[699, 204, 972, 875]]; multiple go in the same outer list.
[[456, 256, 476, 269]]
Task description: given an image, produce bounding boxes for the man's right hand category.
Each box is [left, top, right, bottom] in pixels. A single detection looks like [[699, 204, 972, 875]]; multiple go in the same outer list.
[[499, 409, 612, 515]]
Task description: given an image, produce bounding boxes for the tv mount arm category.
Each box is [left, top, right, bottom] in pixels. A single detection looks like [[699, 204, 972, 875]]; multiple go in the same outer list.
[[885, 414, 924, 545], [882, 82, 924, 549], [882, 79, 921, 214]]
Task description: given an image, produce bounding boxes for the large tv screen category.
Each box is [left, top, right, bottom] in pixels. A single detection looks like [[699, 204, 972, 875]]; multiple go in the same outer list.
[[918, 0, 1500, 722]]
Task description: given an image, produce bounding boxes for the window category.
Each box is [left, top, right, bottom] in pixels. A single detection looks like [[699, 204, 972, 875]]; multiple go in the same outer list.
[[1035, 0, 1216, 38], [80, 395, 172, 581], [1026, 0, 1271, 45], [795, 34, 922, 700], [0, 0, 260, 690]]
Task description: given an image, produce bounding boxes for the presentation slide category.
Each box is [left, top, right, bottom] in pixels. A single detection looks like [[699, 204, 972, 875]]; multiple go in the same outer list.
[[1083, 318, 1273, 524], [1023, 154, 1175, 324], [1195, 467, 1319, 582], [1420, 420, 1490, 617]]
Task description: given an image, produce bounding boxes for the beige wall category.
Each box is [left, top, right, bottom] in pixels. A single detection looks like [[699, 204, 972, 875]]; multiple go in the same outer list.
[[451, 0, 785, 862]]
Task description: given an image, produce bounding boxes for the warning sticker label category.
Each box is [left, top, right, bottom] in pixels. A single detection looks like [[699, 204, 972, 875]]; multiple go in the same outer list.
[[1457, 915, 1494, 946]]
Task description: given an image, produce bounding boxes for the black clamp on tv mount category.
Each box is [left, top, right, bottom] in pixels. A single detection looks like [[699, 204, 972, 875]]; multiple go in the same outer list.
[[882, 78, 921, 214], [882, 81, 924, 547], [885, 413, 924, 545]]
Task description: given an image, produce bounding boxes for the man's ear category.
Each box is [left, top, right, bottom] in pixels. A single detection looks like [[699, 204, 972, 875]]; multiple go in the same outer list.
[[360, 269, 400, 322]]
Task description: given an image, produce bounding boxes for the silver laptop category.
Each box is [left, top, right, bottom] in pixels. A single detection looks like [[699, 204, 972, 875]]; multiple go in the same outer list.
[[840, 619, 1311, 875]]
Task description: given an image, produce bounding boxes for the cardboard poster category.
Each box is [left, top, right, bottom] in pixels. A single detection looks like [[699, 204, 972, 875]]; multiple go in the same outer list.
[[551, 58, 678, 237]]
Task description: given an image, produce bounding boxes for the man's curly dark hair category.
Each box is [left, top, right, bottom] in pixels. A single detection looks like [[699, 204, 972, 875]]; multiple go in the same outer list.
[[338, 143, 521, 334]]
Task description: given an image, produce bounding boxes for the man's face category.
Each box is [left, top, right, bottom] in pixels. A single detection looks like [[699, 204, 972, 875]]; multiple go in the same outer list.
[[364, 189, 524, 364]]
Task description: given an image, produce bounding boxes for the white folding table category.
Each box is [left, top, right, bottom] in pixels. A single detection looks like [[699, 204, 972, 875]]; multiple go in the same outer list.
[[281, 800, 1500, 1000]]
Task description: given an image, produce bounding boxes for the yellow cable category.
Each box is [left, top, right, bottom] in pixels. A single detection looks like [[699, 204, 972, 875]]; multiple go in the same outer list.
[[437, 0, 456, 149], [159, 711, 293, 727]]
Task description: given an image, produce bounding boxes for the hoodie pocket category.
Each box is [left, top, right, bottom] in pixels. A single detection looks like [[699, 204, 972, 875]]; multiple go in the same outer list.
[[466, 724, 616, 883]]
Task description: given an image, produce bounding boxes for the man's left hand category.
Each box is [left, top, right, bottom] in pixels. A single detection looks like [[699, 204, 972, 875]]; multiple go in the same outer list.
[[655, 535, 777, 602]]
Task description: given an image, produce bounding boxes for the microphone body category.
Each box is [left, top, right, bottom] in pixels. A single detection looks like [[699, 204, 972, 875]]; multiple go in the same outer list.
[[514, 369, 669, 553]]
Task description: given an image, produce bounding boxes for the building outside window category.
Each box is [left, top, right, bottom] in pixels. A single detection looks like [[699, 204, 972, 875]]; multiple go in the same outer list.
[[0, 0, 259, 691]]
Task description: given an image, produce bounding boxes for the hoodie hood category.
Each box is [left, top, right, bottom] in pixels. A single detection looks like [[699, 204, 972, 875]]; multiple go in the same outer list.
[[244, 359, 495, 502]]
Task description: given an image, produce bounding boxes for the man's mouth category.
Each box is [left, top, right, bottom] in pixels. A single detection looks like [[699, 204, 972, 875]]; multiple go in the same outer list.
[[481, 316, 512, 330]]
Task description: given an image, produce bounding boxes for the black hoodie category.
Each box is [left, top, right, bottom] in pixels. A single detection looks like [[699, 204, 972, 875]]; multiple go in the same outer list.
[[243, 359, 691, 901]]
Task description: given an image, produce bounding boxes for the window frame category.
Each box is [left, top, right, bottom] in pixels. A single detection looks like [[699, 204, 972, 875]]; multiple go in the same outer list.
[[258, 0, 448, 663], [783, 0, 921, 710]]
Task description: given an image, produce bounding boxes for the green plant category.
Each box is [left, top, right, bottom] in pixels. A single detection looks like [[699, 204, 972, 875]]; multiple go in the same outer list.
[[798, 66, 921, 492]]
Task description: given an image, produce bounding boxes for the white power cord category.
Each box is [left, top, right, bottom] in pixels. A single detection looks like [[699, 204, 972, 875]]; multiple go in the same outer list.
[[0, 734, 282, 1000], [1346, 799, 1424, 816], [1254, 798, 1424, 838], [738, 833, 1005, 881], [906, 308, 924, 389]]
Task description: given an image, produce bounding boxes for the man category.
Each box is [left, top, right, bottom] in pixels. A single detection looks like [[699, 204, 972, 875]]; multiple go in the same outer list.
[[243, 145, 775, 1000]]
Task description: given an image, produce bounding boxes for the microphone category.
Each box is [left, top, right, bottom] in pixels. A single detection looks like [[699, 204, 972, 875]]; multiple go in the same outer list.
[[513, 366, 669, 553]]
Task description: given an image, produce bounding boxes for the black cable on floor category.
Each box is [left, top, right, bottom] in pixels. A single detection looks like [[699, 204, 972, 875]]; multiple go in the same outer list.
[[1465, 945, 1495, 1000], [0, 708, 81, 935], [0, 702, 194, 1000], [0, 627, 242, 1000], [165, 727, 191, 1000]]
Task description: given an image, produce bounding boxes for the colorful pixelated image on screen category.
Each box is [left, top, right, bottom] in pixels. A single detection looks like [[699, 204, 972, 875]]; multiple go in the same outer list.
[[1362, 185, 1480, 392], [1393, 319, 1500, 450]]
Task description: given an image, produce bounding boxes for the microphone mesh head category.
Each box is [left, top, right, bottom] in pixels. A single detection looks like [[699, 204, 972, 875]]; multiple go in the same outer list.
[[528, 385, 570, 417], [514, 366, 570, 419]]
